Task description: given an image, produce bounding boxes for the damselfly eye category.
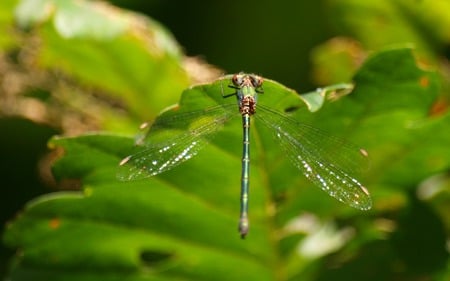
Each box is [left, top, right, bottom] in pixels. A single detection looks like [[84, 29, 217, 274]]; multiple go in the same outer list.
[[232, 74, 243, 86], [250, 75, 263, 88]]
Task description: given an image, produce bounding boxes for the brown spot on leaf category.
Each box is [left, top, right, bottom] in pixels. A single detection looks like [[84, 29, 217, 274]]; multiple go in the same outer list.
[[429, 98, 448, 117], [419, 76, 429, 88], [49, 218, 61, 229]]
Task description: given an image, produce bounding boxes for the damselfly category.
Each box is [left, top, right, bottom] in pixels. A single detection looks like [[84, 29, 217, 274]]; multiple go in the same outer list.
[[118, 73, 371, 238]]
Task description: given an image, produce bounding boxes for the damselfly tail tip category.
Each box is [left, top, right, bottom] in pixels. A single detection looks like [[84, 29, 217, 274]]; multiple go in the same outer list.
[[238, 218, 249, 239]]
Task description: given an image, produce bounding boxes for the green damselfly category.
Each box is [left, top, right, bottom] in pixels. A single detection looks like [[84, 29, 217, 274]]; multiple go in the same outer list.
[[118, 73, 371, 238]]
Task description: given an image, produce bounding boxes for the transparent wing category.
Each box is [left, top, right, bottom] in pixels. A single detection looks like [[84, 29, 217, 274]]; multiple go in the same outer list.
[[117, 104, 238, 181], [256, 105, 371, 210]]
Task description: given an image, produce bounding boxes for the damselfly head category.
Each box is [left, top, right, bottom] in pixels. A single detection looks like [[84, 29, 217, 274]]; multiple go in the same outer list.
[[232, 73, 263, 89]]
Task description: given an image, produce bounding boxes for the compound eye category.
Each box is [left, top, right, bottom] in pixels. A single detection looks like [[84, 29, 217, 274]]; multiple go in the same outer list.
[[250, 75, 263, 87], [232, 74, 243, 86]]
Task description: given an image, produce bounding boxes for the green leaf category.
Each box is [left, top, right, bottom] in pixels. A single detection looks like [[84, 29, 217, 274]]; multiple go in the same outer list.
[[326, 0, 450, 60], [15, 0, 190, 121], [0, 0, 18, 49], [300, 83, 354, 112], [310, 38, 365, 85], [4, 47, 450, 280]]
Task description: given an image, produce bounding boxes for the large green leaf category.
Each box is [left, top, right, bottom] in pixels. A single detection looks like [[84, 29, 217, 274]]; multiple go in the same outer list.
[[4, 48, 450, 280]]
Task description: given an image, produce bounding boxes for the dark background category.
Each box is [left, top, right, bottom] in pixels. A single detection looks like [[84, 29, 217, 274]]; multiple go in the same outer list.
[[111, 0, 332, 91]]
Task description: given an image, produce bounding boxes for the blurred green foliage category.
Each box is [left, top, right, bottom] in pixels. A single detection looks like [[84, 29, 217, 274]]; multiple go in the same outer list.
[[1, 0, 449, 281]]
